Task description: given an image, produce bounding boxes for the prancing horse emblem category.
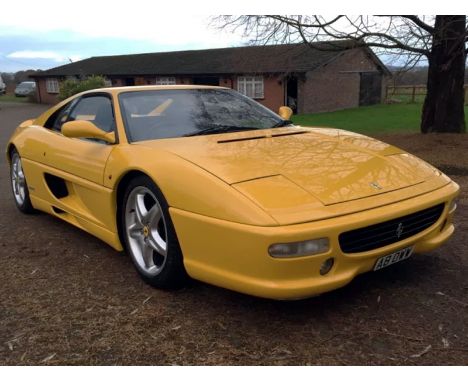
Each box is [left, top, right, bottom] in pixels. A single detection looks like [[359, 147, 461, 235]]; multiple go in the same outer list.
[[396, 222, 404, 238], [370, 181, 383, 190]]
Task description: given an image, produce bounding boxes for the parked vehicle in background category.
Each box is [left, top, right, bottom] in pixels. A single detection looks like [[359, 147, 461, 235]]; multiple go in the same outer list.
[[14, 81, 36, 97], [0, 75, 6, 94]]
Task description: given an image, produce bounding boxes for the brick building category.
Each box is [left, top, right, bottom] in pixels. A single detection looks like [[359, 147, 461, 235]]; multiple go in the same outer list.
[[31, 42, 390, 114]]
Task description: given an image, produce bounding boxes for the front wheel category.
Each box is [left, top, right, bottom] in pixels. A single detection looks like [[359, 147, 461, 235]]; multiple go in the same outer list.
[[10, 150, 35, 214], [121, 175, 187, 289]]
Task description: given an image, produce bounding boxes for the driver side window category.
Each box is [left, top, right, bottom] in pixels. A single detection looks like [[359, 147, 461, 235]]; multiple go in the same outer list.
[[68, 95, 115, 133], [45, 95, 116, 135], [44, 99, 77, 132]]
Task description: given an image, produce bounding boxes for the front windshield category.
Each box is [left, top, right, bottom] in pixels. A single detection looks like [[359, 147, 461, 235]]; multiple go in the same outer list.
[[119, 89, 284, 141]]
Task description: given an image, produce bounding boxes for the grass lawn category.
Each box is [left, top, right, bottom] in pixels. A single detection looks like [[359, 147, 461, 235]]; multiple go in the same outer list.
[[0, 94, 31, 103], [292, 103, 468, 134]]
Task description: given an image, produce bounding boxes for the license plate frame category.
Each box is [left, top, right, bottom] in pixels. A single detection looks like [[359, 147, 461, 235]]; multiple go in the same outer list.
[[373, 246, 414, 271]]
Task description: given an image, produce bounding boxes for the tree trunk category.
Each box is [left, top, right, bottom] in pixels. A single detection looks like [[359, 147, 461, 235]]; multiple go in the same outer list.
[[421, 15, 466, 133]]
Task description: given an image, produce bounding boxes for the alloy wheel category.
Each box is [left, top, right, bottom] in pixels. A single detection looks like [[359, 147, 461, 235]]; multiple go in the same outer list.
[[11, 153, 26, 206], [124, 186, 168, 276]]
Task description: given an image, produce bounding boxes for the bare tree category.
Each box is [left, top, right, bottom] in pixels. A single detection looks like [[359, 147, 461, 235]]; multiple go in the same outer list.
[[214, 15, 467, 133]]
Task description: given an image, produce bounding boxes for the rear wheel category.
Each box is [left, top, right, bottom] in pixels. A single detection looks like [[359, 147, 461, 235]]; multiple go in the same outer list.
[[121, 175, 187, 288], [10, 150, 35, 214]]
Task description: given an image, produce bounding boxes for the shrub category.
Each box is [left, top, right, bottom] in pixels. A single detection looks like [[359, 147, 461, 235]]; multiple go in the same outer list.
[[58, 75, 107, 100]]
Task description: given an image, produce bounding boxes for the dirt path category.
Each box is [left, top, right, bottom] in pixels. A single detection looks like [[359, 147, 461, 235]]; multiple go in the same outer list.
[[1, 103, 467, 365]]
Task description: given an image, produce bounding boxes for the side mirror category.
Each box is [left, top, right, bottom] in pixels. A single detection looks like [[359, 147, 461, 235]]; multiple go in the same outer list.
[[278, 106, 293, 120], [61, 120, 116, 144]]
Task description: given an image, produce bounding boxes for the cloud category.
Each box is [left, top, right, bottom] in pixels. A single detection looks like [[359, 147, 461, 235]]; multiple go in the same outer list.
[[0, 5, 242, 48], [7, 50, 81, 63], [0, 2, 245, 71]]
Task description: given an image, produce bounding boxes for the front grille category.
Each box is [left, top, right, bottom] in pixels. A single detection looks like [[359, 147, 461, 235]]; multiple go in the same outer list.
[[339, 203, 445, 253]]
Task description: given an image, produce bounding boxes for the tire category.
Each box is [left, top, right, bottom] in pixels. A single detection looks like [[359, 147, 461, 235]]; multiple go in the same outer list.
[[121, 175, 188, 289], [10, 149, 35, 214]]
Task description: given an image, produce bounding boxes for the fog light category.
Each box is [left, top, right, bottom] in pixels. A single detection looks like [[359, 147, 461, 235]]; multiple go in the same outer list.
[[320, 258, 334, 275], [268, 238, 329, 258]]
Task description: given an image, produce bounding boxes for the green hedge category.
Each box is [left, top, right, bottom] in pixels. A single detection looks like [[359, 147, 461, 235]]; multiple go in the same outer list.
[[59, 75, 107, 100]]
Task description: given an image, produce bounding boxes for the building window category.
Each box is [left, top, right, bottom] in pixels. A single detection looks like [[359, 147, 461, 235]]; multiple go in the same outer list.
[[155, 77, 176, 85], [237, 76, 264, 99], [46, 78, 60, 94]]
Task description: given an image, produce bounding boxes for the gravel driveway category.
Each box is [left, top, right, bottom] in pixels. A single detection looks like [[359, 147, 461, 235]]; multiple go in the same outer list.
[[1, 102, 467, 365]]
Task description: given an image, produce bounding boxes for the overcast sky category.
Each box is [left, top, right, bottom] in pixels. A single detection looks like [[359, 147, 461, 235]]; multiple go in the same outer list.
[[1, 1, 459, 73], [0, 2, 245, 72]]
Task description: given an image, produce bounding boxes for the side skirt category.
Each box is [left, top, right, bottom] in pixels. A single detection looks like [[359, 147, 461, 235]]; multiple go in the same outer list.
[[30, 195, 124, 251]]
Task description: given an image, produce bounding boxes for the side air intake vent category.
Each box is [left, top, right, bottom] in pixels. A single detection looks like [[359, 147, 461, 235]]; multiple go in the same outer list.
[[52, 206, 67, 214], [44, 173, 69, 199]]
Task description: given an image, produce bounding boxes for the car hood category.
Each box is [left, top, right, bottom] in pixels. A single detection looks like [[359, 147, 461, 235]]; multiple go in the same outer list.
[[137, 127, 450, 223]]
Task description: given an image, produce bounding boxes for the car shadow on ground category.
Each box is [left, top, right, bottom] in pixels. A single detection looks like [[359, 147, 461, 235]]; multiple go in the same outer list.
[[184, 253, 444, 309], [22, 204, 449, 316]]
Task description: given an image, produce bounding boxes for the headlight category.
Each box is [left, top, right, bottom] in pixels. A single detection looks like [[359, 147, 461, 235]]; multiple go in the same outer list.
[[269, 238, 329, 258]]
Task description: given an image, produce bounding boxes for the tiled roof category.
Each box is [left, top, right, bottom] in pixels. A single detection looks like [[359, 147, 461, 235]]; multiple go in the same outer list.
[[33, 41, 387, 77]]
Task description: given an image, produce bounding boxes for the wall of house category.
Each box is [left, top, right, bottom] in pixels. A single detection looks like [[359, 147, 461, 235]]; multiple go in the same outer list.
[[34, 73, 286, 113], [114, 74, 285, 112], [111, 78, 124, 86], [229, 74, 284, 113], [111, 76, 229, 86], [219, 77, 235, 89], [258, 75, 285, 113], [298, 48, 386, 114], [35, 78, 60, 104]]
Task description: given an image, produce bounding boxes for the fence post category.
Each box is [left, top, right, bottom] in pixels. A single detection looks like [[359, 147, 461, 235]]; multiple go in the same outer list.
[[411, 86, 416, 103]]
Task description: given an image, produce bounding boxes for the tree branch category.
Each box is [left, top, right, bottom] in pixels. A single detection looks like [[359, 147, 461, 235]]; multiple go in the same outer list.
[[401, 15, 435, 34], [262, 15, 430, 55]]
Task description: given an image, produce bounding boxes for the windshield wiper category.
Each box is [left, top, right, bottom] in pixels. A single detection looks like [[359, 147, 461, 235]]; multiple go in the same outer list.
[[272, 119, 294, 128], [183, 125, 260, 137]]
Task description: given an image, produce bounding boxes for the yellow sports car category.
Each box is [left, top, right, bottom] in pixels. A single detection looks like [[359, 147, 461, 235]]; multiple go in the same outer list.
[[6, 85, 459, 299]]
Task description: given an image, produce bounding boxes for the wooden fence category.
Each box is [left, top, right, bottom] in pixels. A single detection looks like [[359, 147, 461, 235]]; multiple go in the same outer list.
[[385, 85, 468, 104]]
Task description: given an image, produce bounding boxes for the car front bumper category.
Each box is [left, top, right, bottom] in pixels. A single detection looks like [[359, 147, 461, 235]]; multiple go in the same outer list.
[[170, 181, 459, 300]]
